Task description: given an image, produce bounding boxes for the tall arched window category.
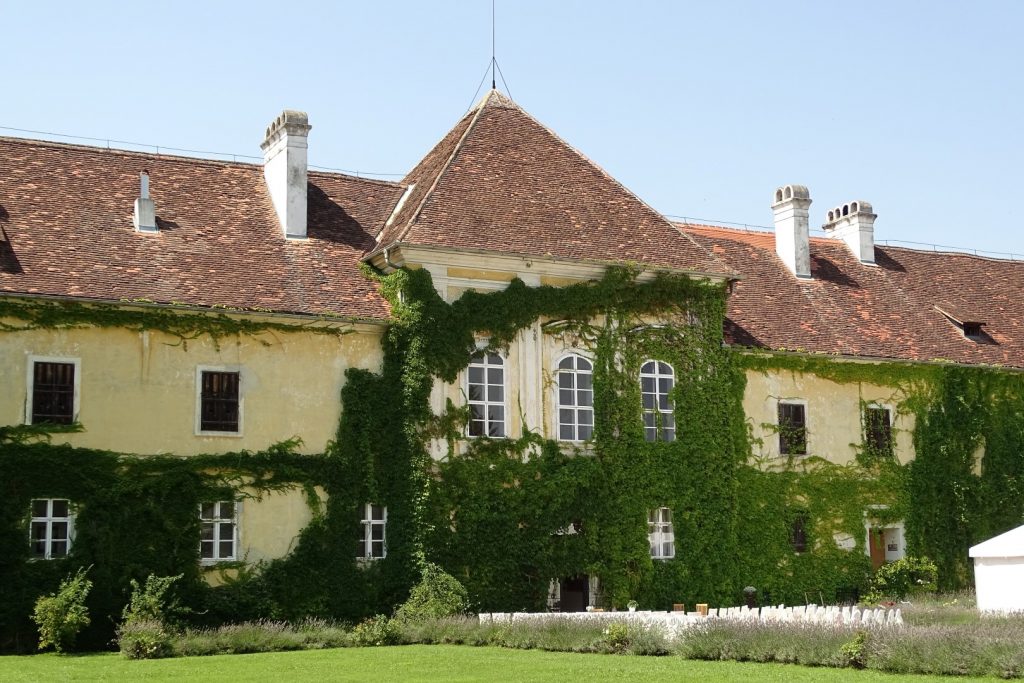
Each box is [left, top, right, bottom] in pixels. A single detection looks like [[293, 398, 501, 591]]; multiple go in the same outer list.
[[467, 351, 505, 437], [640, 360, 675, 442], [556, 354, 594, 441]]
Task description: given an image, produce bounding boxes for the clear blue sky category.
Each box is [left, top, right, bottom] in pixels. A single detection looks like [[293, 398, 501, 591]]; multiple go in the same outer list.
[[4, 1, 1022, 257]]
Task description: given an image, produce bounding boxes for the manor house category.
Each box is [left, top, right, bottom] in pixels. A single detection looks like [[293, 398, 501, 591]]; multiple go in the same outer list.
[[2, 90, 1022, 616]]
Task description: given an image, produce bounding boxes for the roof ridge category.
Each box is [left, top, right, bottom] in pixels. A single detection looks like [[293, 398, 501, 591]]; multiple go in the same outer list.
[[0, 134, 404, 188], [386, 91, 497, 244], [0, 134, 264, 171], [307, 168, 403, 188]]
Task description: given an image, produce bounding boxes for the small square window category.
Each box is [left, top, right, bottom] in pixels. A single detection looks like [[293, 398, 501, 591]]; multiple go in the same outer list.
[[358, 503, 387, 560], [778, 402, 807, 455], [29, 498, 74, 559], [200, 501, 237, 562], [29, 360, 78, 425], [198, 370, 241, 433]]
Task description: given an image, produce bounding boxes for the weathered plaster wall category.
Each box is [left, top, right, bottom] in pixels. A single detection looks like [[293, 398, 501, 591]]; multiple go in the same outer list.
[[743, 369, 916, 464], [0, 319, 384, 455]]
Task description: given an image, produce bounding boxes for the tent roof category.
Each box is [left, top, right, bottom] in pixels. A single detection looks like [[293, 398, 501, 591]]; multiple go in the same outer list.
[[970, 524, 1024, 558]]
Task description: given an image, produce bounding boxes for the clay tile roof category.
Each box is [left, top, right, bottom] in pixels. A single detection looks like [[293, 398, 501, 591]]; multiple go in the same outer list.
[[683, 224, 1024, 369], [0, 137, 405, 320], [375, 90, 732, 277]]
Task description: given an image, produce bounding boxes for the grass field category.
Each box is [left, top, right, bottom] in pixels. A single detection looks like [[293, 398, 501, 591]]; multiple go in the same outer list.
[[0, 645, 998, 682]]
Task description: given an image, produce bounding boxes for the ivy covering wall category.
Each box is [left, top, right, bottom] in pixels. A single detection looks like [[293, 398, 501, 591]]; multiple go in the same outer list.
[[1, 268, 1022, 652]]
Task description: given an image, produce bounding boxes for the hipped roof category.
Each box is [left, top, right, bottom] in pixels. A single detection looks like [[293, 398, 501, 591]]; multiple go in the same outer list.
[[374, 90, 732, 277]]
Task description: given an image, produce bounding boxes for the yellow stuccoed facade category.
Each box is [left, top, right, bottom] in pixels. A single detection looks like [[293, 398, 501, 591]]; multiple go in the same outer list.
[[743, 368, 915, 465], [1, 311, 382, 579], [0, 316, 384, 455]]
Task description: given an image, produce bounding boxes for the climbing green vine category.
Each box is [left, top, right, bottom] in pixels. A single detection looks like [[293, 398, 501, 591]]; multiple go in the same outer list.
[[0, 297, 355, 346], [2, 266, 1023, 653]]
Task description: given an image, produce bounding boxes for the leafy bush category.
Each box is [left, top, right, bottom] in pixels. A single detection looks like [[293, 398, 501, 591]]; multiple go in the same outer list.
[[840, 630, 868, 669], [351, 616, 401, 646], [117, 618, 174, 660], [122, 573, 185, 625], [600, 622, 631, 653], [394, 563, 469, 623], [32, 567, 92, 653], [117, 573, 184, 659], [864, 556, 938, 603]]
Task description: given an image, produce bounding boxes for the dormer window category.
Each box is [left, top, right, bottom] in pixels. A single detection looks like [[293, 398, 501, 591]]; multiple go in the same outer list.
[[934, 303, 986, 340]]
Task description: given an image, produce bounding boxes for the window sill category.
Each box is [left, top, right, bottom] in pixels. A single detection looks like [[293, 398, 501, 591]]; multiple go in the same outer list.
[[356, 556, 386, 568], [195, 430, 244, 438]]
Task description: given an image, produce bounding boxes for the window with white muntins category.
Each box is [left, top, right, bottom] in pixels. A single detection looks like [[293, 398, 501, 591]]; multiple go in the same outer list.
[[641, 360, 675, 442], [200, 501, 237, 562], [30, 498, 73, 559], [648, 507, 675, 559], [556, 354, 594, 441], [358, 503, 387, 560], [467, 351, 506, 438]]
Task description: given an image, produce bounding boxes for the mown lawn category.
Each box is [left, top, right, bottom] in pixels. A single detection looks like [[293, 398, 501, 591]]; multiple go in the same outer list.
[[0, 645, 997, 682]]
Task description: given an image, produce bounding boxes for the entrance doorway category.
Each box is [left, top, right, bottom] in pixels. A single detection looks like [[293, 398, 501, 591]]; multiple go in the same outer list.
[[559, 575, 589, 612]]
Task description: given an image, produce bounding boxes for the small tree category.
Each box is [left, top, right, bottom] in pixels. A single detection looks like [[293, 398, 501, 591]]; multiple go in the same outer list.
[[32, 567, 92, 653], [394, 562, 469, 622]]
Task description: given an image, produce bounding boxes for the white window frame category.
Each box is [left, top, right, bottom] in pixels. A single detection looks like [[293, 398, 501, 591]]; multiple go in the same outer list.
[[195, 365, 244, 437], [640, 360, 675, 442], [358, 503, 387, 560], [199, 500, 239, 564], [648, 507, 675, 560], [777, 398, 809, 456], [555, 353, 594, 442], [465, 351, 506, 438], [29, 498, 74, 560], [25, 356, 81, 426]]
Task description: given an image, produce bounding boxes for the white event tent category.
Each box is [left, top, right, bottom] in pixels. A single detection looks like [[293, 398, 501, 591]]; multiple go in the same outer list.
[[970, 524, 1024, 613]]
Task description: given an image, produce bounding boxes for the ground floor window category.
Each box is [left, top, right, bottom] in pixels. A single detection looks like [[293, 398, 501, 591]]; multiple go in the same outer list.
[[358, 503, 387, 559], [30, 498, 73, 559], [648, 507, 675, 559], [200, 501, 237, 562]]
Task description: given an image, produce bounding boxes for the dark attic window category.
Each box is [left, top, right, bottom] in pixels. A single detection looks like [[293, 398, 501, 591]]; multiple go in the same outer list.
[[934, 304, 986, 341]]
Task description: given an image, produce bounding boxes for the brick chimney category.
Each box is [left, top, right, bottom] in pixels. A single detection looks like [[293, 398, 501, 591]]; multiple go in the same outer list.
[[261, 110, 312, 239], [771, 184, 812, 279], [823, 200, 876, 264]]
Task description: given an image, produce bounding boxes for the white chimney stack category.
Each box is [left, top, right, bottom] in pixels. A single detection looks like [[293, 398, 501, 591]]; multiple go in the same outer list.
[[133, 170, 157, 233], [771, 184, 812, 279], [261, 110, 312, 239], [823, 201, 876, 264]]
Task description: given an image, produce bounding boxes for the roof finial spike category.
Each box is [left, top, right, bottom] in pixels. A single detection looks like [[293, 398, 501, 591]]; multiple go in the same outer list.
[[491, 0, 496, 90]]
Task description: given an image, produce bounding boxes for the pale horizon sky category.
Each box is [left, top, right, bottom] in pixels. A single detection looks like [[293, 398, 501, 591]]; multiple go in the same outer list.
[[3, 1, 1022, 258]]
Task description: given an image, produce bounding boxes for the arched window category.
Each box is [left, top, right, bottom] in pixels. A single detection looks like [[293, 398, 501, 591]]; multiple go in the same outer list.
[[556, 354, 594, 441], [640, 360, 675, 442], [467, 351, 505, 437]]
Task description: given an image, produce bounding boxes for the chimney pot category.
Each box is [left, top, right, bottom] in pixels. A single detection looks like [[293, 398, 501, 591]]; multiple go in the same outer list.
[[771, 184, 812, 279], [822, 199, 876, 264], [261, 109, 312, 239]]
